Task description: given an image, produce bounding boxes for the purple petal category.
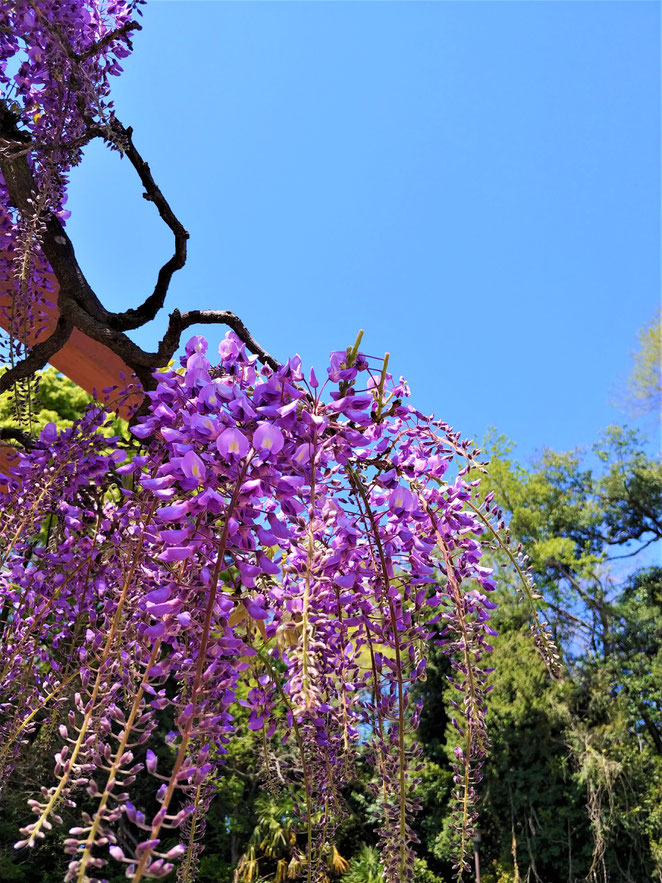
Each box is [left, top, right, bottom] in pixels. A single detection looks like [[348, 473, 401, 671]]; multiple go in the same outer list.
[[216, 427, 250, 459], [182, 450, 206, 484], [199, 381, 233, 410], [257, 552, 280, 576], [156, 501, 191, 522], [40, 422, 58, 444], [145, 622, 166, 639], [185, 335, 207, 356], [293, 442, 313, 467], [146, 586, 172, 604], [389, 485, 417, 513], [158, 547, 194, 563], [219, 335, 241, 361], [253, 423, 284, 457], [335, 573, 355, 589], [243, 599, 269, 620]]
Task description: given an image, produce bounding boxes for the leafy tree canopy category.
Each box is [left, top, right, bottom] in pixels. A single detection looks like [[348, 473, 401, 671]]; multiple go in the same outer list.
[[624, 308, 661, 417]]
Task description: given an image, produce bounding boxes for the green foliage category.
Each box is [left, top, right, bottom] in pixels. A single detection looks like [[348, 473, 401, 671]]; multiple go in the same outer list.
[[625, 308, 661, 417], [479, 596, 592, 882], [411, 858, 447, 883], [481, 426, 662, 656], [0, 367, 128, 443], [484, 426, 661, 565], [611, 566, 662, 746], [0, 367, 92, 434], [343, 846, 384, 883], [341, 848, 446, 883], [565, 567, 662, 882], [476, 432, 662, 882]]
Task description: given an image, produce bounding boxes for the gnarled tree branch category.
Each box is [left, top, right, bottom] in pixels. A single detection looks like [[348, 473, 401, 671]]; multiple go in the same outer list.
[[159, 309, 280, 373], [72, 20, 141, 62], [0, 100, 281, 398], [103, 120, 190, 332]]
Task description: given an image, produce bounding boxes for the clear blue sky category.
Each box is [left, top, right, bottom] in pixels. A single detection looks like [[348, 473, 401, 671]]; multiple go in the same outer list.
[[65, 0, 660, 461]]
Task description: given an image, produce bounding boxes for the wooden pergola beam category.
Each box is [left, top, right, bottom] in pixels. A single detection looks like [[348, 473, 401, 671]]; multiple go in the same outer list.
[[0, 274, 143, 476]]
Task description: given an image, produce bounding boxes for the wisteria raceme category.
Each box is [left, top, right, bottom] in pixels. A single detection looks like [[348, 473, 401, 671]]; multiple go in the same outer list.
[[1, 0, 141, 185], [0, 330, 559, 882]]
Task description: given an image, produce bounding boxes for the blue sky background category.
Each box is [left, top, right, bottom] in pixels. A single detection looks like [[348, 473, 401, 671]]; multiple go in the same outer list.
[[65, 0, 660, 462]]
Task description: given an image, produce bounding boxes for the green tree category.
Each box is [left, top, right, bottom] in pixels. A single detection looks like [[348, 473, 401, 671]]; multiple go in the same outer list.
[[404, 427, 661, 883], [477, 593, 592, 883], [482, 426, 661, 658], [568, 566, 662, 882], [624, 308, 661, 417], [478, 431, 662, 882], [0, 367, 129, 458]]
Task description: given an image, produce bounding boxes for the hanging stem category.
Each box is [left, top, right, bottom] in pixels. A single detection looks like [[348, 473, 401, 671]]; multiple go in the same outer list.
[[421, 494, 485, 881], [130, 463, 250, 883], [257, 648, 314, 883], [301, 427, 319, 709], [346, 466, 408, 879], [75, 638, 163, 883], [344, 469, 396, 831], [22, 501, 156, 846], [0, 670, 79, 779], [463, 497, 559, 676], [179, 782, 204, 883]]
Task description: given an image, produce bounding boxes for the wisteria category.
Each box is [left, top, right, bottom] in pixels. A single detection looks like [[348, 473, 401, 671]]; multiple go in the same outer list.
[[0, 3, 561, 880], [0, 330, 558, 881], [0, 0, 140, 211]]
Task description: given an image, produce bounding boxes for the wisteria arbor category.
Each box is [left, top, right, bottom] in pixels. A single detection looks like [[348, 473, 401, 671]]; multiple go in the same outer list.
[[0, 4, 557, 882]]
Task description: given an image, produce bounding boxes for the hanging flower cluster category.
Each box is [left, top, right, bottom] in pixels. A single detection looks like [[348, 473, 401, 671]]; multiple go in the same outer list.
[[1, 0, 141, 181], [0, 330, 544, 881], [0, 0, 142, 383]]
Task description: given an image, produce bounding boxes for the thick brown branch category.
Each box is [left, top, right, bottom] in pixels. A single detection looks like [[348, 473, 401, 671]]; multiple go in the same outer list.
[[159, 309, 280, 372], [0, 426, 36, 449], [104, 121, 190, 332], [0, 128, 104, 161], [0, 106, 109, 324], [1, 106, 189, 335], [0, 105, 30, 146], [0, 316, 73, 394]]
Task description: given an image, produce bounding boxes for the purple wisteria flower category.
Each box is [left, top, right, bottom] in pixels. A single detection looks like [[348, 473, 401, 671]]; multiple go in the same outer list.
[[253, 422, 284, 457], [0, 2, 559, 875], [216, 427, 250, 459], [181, 449, 207, 485]]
